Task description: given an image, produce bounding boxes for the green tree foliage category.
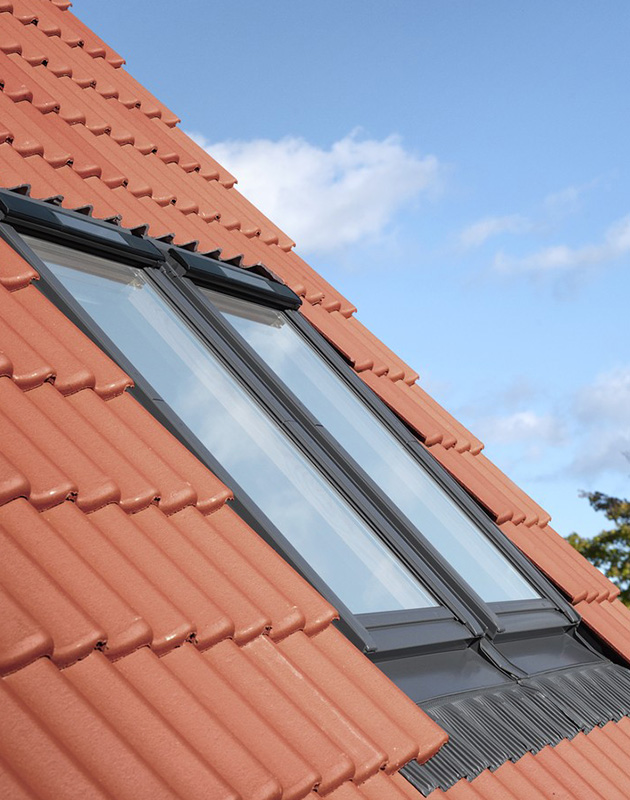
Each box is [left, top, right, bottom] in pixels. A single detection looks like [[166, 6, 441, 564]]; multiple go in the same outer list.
[[567, 492, 630, 606]]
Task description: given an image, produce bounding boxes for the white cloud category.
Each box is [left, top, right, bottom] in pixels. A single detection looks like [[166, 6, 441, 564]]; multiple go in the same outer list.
[[189, 130, 441, 255], [493, 214, 630, 274], [575, 367, 630, 426], [475, 410, 562, 446], [570, 366, 630, 478], [541, 179, 600, 218], [459, 214, 530, 248]]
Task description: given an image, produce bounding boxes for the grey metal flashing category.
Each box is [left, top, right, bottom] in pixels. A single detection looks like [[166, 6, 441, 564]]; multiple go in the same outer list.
[[402, 660, 630, 795]]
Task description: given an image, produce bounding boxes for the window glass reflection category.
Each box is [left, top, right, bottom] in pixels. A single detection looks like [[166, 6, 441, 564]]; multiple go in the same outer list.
[[27, 237, 437, 614], [205, 290, 539, 604]]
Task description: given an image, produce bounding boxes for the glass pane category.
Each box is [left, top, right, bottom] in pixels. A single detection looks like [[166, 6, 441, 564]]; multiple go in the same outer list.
[[27, 237, 437, 614], [205, 290, 540, 604]]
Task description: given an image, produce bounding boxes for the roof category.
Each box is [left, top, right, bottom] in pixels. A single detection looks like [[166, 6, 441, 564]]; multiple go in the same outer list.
[[1, 1, 630, 798]]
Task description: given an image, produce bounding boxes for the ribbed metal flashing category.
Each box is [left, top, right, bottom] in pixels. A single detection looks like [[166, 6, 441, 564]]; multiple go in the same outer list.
[[403, 661, 630, 795]]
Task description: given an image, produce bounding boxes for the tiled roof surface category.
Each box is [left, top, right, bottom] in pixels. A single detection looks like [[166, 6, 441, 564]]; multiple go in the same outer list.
[[0, 238, 447, 798], [1, 1, 630, 798]]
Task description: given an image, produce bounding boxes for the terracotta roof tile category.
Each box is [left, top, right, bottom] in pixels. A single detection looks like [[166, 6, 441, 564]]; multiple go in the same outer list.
[[114, 647, 283, 800], [207, 637, 359, 793], [162, 642, 320, 800], [501, 520, 616, 603], [132, 505, 271, 646], [278, 629, 445, 773], [0, 310, 54, 389], [66, 389, 197, 515], [11, 655, 217, 800], [6, 279, 134, 395], [0, 498, 151, 665], [0, 376, 120, 511], [428, 442, 516, 524], [0, 517, 106, 667], [0, 234, 38, 289], [29, 382, 157, 511], [91, 503, 235, 650], [169, 505, 310, 640], [359, 369, 455, 448], [43, 500, 195, 656], [0, 450, 30, 506], [0, 667, 116, 800], [0, 399, 77, 510], [0, 581, 53, 674], [576, 597, 630, 663], [420, 719, 630, 799]]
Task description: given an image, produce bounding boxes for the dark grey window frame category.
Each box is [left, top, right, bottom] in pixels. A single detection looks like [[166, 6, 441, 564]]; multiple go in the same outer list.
[[1, 189, 605, 703]]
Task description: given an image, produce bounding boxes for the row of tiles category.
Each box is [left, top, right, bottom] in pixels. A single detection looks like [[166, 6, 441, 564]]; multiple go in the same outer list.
[[0, 634, 445, 800], [0, 140, 355, 310], [0, 496, 338, 671], [0, 3, 297, 243], [0, 0, 359, 309]]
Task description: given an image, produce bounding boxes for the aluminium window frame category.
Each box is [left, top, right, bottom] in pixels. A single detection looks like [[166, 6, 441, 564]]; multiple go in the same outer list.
[[0, 192, 593, 683]]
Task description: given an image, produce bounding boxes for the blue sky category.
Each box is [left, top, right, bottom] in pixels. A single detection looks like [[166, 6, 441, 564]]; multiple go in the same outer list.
[[77, 1, 630, 539]]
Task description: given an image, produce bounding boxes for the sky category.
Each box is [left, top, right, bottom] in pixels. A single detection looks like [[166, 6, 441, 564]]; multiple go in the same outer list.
[[76, 1, 630, 539]]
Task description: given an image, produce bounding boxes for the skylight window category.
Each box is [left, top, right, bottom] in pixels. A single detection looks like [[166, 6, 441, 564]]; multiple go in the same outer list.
[[5, 200, 590, 704], [23, 236, 436, 615], [200, 290, 539, 604]]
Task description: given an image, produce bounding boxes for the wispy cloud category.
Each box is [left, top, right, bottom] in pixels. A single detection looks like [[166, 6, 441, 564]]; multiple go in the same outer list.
[[459, 214, 530, 249], [575, 366, 630, 425], [458, 180, 601, 252], [189, 130, 441, 255], [493, 214, 630, 274], [475, 410, 563, 446], [570, 366, 630, 478]]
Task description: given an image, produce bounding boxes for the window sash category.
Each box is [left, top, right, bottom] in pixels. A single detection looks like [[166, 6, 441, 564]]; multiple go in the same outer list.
[[201, 288, 540, 606]]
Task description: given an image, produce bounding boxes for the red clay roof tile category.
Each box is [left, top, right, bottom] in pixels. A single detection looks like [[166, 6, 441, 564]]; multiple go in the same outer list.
[[116, 646, 283, 800], [428, 442, 516, 524], [0, 498, 151, 663], [134, 505, 271, 646], [207, 636, 358, 793], [43, 500, 195, 655], [501, 520, 616, 603], [27, 653, 224, 800], [0, 376, 120, 511], [422, 719, 630, 799], [0, 399, 77, 510], [13, 281, 132, 395], [0, 312, 54, 389], [0, 450, 30, 506], [30, 382, 158, 512], [0, 519, 106, 667], [106, 391, 232, 512], [577, 597, 630, 663], [169, 505, 308, 640], [163, 642, 320, 800], [314, 626, 448, 765], [91, 502, 235, 650], [0, 581, 53, 674], [67, 389, 198, 514], [278, 630, 437, 773], [0, 667, 117, 800], [207, 503, 338, 636]]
